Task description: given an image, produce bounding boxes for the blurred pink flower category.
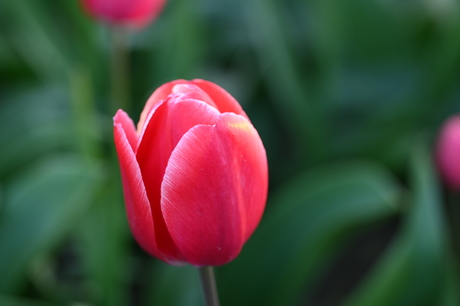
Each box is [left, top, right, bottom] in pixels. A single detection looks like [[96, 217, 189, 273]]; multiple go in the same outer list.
[[80, 0, 167, 29], [436, 115, 460, 190]]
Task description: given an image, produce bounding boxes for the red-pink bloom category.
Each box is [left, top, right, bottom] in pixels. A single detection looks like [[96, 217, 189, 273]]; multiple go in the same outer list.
[[113, 79, 268, 266], [80, 0, 167, 28], [436, 115, 460, 190]]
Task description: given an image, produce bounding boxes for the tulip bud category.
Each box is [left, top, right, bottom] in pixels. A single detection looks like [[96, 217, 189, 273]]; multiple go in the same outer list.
[[436, 115, 460, 190], [113, 80, 268, 266], [80, 0, 167, 29]]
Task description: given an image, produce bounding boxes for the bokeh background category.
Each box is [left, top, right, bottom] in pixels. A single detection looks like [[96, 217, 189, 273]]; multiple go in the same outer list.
[[1, 0, 460, 305]]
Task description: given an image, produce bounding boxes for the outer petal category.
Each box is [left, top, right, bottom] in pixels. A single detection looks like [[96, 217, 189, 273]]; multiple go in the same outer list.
[[137, 79, 187, 133], [191, 79, 248, 119], [114, 110, 138, 151], [136, 98, 221, 263], [172, 84, 218, 110], [138, 79, 247, 133], [113, 121, 158, 258], [161, 113, 268, 266]]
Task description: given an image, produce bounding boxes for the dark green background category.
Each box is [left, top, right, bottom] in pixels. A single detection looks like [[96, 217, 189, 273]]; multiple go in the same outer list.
[[0, 0, 459, 305]]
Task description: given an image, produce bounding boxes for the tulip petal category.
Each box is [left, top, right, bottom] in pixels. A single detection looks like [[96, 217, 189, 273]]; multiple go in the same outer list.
[[114, 110, 138, 152], [436, 116, 460, 189], [81, 0, 167, 28], [136, 98, 221, 262], [113, 121, 158, 258], [192, 79, 248, 118], [161, 113, 268, 266], [126, 0, 167, 27], [171, 84, 219, 110], [137, 79, 187, 134]]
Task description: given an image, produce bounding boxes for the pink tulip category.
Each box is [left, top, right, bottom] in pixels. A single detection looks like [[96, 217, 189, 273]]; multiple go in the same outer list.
[[436, 115, 460, 190], [113, 80, 268, 266], [80, 0, 167, 28]]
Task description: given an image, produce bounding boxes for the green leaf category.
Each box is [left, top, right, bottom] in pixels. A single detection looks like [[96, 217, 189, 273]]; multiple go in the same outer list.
[[0, 1, 71, 80], [0, 155, 103, 293], [243, 0, 326, 159], [0, 86, 75, 178], [217, 160, 401, 306], [341, 143, 448, 306], [440, 260, 460, 306], [142, 0, 206, 81], [147, 263, 202, 306], [0, 294, 59, 306], [76, 176, 130, 306], [0, 185, 3, 212]]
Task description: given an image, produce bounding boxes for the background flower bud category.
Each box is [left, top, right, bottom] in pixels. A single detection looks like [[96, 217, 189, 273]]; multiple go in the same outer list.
[[80, 0, 167, 28], [436, 115, 460, 190]]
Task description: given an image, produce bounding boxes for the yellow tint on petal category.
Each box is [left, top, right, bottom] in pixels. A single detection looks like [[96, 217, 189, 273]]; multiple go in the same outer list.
[[228, 121, 252, 132]]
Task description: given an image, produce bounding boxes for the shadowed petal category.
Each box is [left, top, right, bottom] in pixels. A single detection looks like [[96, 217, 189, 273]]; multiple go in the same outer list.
[[114, 110, 138, 152], [137, 79, 187, 133], [113, 122, 158, 258], [161, 113, 268, 266], [172, 84, 218, 110], [136, 99, 221, 262]]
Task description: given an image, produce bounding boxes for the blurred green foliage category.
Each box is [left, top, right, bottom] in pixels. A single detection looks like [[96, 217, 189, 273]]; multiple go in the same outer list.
[[0, 0, 459, 305]]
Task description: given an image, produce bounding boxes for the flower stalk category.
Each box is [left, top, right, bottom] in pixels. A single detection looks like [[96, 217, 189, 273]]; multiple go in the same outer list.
[[199, 266, 220, 306], [111, 26, 130, 114]]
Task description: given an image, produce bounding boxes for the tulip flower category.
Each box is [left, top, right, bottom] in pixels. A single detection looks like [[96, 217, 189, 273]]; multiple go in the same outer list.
[[436, 115, 460, 190], [113, 79, 268, 266], [80, 0, 167, 28]]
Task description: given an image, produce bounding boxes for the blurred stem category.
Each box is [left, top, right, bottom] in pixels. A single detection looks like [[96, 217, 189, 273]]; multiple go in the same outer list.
[[69, 67, 100, 162], [111, 26, 131, 114], [199, 266, 220, 306]]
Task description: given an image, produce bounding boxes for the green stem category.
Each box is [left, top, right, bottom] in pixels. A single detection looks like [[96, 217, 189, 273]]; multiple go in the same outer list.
[[199, 266, 220, 306], [69, 67, 100, 161], [110, 26, 131, 114]]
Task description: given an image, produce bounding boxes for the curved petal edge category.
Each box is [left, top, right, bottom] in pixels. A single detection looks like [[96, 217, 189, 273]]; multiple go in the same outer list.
[[161, 113, 268, 266]]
